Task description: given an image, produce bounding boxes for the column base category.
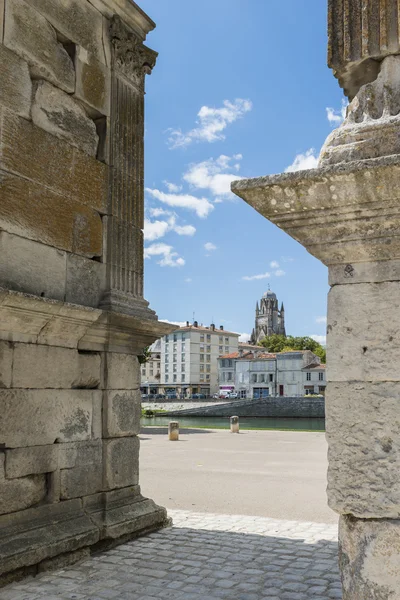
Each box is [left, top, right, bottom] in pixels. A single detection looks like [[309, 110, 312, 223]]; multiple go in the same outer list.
[[0, 488, 170, 585], [339, 514, 400, 599], [99, 290, 157, 320]]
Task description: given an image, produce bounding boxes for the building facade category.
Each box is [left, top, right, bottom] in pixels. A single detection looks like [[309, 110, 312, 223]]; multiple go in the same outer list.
[[140, 340, 161, 396], [218, 349, 326, 398], [250, 289, 286, 344], [140, 322, 239, 397]]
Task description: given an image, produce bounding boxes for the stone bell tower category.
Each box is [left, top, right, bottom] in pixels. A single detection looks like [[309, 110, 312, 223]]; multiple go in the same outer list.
[[0, 0, 174, 581], [251, 289, 286, 344], [233, 1, 400, 597]]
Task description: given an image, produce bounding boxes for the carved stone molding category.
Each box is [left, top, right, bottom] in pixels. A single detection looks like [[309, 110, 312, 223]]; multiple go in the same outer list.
[[110, 15, 157, 90]]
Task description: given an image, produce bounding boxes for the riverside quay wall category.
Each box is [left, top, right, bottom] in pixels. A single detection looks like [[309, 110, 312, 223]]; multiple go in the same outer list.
[[0, 0, 174, 583], [164, 397, 325, 419]]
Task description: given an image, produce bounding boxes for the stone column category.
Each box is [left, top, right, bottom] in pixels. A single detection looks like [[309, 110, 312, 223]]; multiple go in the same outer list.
[[232, 2, 400, 596]]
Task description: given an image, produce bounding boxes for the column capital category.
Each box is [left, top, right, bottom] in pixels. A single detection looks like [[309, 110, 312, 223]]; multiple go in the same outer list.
[[110, 15, 157, 90]]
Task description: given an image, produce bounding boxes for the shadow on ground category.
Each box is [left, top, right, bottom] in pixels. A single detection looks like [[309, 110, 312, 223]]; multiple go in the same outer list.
[[2, 519, 342, 600]]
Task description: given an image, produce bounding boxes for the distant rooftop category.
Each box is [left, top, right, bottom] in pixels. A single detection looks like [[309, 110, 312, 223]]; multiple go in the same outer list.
[[166, 321, 240, 337]]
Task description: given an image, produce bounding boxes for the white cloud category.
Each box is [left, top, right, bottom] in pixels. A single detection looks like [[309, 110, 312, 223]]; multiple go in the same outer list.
[[326, 99, 348, 126], [144, 243, 185, 268], [185, 278, 192, 283], [310, 334, 327, 346], [242, 272, 271, 281], [146, 187, 214, 219], [316, 316, 327, 324], [144, 215, 196, 242], [204, 242, 217, 252], [163, 181, 182, 193], [149, 207, 172, 218], [270, 261, 279, 269], [167, 98, 252, 149], [281, 256, 294, 263], [143, 219, 170, 242], [238, 332, 251, 343], [160, 319, 187, 327], [274, 269, 286, 277], [183, 154, 243, 202], [174, 224, 196, 236], [285, 148, 319, 173]]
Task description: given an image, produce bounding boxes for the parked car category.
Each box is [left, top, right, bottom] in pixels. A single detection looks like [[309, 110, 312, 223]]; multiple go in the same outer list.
[[212, 393, 220, 399], [192, 393, 207, 399], [227, 392, 238, 399]]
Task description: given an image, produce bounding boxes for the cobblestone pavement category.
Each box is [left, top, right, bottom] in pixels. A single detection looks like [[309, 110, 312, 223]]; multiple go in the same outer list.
[[0, 510, 341, 600]]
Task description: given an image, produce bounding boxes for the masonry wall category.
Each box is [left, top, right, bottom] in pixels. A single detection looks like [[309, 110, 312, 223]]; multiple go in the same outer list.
[[0, 0, 171, 582], [164, 397, 325, 418]]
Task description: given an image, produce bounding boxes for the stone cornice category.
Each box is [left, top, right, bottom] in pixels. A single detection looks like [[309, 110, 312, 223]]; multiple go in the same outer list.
[[232, 155, 400, 266], [0, 289, 174, 354], [89, 0, 155, 40], [110, 15, 157, 88]]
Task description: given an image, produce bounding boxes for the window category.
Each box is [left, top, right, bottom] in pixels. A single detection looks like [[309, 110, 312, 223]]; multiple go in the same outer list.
[[200, 364, 204, 372], [200, 354, 204, 362], [173, 364, 177, 373], [219, 346, 223, 352], [206, 354, 211, 362], [206, 345, 211, 352], [165, 365, 169, 373], [182, 364, 185, 372], [252, 374, 257, 383], [306, 372, 311, 381], [206, 334, 211, 342], [165, 375, 169, 382], [269, 374, 273, 382], [165, 344, 169, 352], [200, 374, 204, 382], [173, 374, 177, 382], [227, 372, 232, 381], [206, 364, 210, 372], [165, 335, 169, 342], [165, 356, 169, 363], [206, 374, 210, 380], [259, 374, 265, 383], [182, 333, 186, 341], [157, 363, 160, 370], [142, 369, 146, 375], [200, 334, 205, 342], [150, 369, 153, 376], [173, 344, 177, 352], [173, 334, 177, 342], [219, 336, 223, 343], [225, 337, 229, 343], [200, 344, 205, 351], [182, 374, 185, 382], [173, 354, 177, 363], [228, 359, 233, 367], [225, 346, 229, 353], [319, 372, 324, 381], [181, 353, 185, 362]]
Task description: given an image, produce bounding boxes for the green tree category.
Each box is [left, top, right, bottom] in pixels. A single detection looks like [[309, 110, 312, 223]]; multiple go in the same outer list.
[[138, 346, 151, 365], [260, 335, 326, 363]]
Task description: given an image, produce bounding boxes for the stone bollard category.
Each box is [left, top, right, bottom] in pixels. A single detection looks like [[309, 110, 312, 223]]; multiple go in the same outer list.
[[168, 421, 179, 441], [230, 416, 239, 433]]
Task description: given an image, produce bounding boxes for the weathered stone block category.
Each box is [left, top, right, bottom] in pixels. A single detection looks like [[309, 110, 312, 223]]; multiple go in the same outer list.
[[0, 110, 107, 214], [327, 282, 400, 382], [65, 254, 106, 308], [0, 341, 12, 389], [103, 353, 140, 390], [0, 46, 32, 118], [103, 390, 141, 438], [0, 170, 102, 257], [103, 437, 139, 490], [328, 259, 400, 286], [12, 344, 101, 389], [32, 81, 99, 157], [326, 382, 400, 518], [0, 231, 67, 301], [60, 440, 102, 499], [0, 455, 46, 515], [339, 515, 400, 600], [5, 445, 59, 479], [4, 0, 75, 93], [0, 389, 101, 447], [74, 47, 110, 116], [28, 0, 106, 64]]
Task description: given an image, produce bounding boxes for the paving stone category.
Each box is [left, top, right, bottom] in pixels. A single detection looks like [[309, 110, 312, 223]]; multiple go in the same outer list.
[[0, 510, 341, 599]]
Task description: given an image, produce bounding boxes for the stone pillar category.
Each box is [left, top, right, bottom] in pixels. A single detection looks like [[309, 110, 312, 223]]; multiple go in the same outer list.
[[232, 3, 400, 596], [0, 0, 173, 582]]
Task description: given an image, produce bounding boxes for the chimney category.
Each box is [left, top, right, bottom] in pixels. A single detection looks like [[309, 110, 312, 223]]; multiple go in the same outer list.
[[220, 325, 224, 331], [186, 321, 190, 327], [210, 323, 215, 331], [194, 321, 198, 327]]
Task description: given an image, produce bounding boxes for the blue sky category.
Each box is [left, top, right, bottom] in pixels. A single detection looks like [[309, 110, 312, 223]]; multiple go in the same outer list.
[[139, 0, 346, 343]]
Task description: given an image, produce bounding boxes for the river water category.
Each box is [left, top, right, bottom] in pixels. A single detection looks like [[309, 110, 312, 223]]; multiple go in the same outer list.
[[141, 416, 325, 432]]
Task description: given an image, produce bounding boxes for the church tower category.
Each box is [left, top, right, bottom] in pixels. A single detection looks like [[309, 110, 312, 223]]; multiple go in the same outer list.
[[250, 288, 286, 344]]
